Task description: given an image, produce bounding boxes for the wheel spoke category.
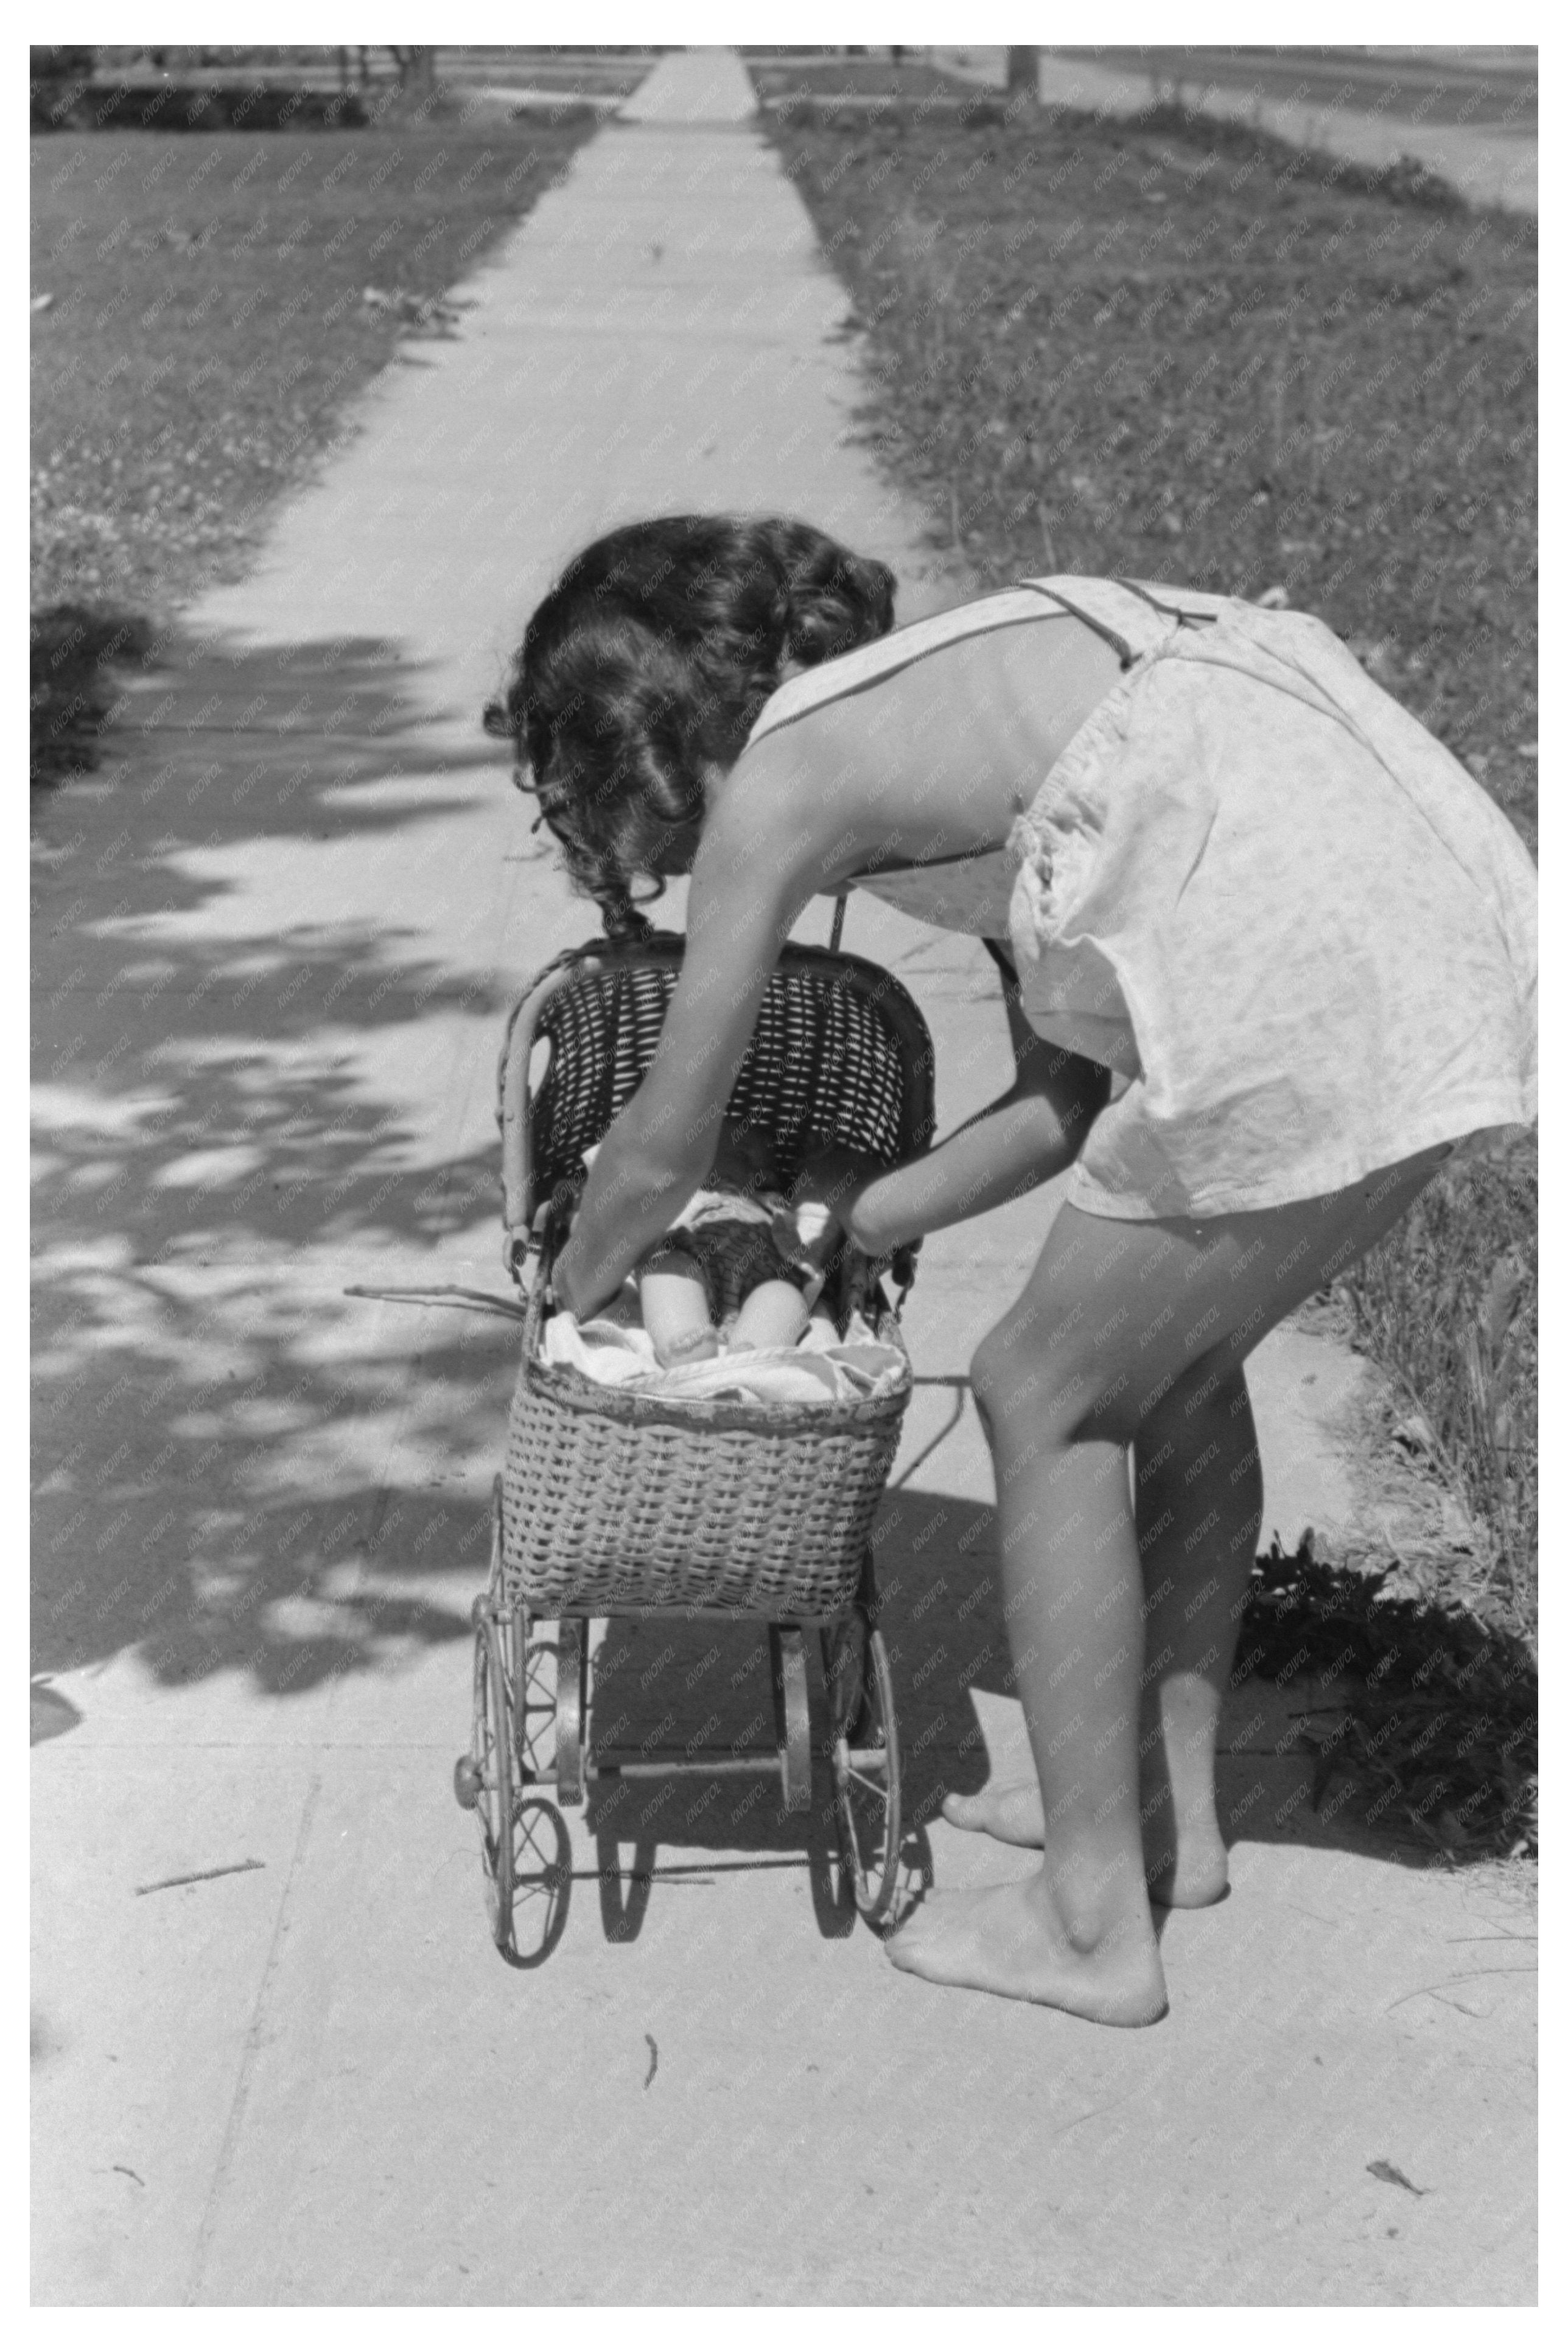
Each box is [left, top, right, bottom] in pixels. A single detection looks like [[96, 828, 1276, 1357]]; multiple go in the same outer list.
[[516, 1816, 552, 1870], [829, 1622, 902, 1925]]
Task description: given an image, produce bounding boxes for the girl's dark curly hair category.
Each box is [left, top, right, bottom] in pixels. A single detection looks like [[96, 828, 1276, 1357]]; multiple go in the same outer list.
[[483, 514, 896, 937]]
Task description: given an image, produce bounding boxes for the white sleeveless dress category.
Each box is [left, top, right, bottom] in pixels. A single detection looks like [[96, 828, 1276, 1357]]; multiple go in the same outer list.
[[745, 577, 1537, 1222]]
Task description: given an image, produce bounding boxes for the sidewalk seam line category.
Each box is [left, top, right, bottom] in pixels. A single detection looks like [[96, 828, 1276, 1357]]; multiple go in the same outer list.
[[182, 1769, 321, 2303]]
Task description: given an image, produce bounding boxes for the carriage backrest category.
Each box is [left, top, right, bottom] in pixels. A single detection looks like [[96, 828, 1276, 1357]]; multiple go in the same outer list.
[[499, 933, 936, 1248]]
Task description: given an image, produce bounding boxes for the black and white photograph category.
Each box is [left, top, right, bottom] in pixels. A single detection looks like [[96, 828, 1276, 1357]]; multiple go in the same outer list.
[[30, 12, 1539, 2311]]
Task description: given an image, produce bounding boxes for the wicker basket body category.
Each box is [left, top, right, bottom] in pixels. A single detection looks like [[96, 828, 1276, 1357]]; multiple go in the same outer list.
[[501, 1312, 912, 1615], [495, 933, 934, 1620]]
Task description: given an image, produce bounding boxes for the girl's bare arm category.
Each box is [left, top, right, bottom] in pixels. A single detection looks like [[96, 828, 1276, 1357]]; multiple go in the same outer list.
[[551, 793, 817, 1318], [841, 970, 1110, 1253]]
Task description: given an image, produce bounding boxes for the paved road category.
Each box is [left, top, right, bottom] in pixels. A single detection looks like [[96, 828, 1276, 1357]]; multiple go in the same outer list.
[[934, 43, 1537, 212], [1052, 44, 1536, 128], [31, 46, 1535, 2305]]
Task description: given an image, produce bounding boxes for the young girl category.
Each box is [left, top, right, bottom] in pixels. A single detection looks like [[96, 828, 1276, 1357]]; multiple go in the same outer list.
[[485, 514, 1536, 2025]]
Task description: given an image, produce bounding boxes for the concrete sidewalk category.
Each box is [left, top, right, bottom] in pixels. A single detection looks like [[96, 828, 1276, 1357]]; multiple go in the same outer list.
[[32, 46, 1535, 2305]]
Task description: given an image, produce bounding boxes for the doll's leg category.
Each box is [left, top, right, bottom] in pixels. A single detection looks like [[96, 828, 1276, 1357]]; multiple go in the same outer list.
[[729, 1278, 811, 1352], [637, 1253, 719, 1367]]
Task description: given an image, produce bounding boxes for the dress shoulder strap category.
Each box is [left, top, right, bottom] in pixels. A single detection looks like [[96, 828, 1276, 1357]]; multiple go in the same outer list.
[[1019, 576, 1228, 660], [746, 576, 1228, 753], [746, 584, 1066, 750]]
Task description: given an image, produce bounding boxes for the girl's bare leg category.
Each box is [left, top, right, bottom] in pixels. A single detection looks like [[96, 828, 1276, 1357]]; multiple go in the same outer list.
[[1135, 1357, 1261, 1906], [942, 1352, 1261, 1908], [892, 1147, 1446, 2016], [900, 1281, 1168, 2025]]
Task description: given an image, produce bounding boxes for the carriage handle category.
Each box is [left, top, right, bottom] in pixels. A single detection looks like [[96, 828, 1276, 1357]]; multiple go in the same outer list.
[[496, 938, 623, 1272]]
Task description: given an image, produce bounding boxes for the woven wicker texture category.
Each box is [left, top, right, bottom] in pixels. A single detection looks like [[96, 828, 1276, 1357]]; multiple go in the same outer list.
[[501, 1320, 911, 1613], [496, 934, 935, 1615], [507, 933, 934, 1225]]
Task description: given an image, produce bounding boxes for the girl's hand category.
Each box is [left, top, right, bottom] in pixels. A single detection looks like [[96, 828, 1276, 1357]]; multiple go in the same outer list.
[[788, 1146, 888, 1224], [548, 1244, 596, 1322], [770, 1194, 839, 1272], [541, 781, 816, 1314]]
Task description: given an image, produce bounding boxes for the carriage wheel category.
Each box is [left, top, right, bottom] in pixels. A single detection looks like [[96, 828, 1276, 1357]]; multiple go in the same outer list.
[[487, 1475, 559, 1785], [472, 1611, 516, 1948], [488, 1485, 529, 1766], [828, 1619, 901, 1922], [511, 1600, 560, 1782], [555, 1614, 588, 1805]]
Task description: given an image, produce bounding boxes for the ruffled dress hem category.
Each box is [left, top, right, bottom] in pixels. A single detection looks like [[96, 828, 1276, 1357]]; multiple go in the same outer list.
[[1065, 1105, 1535, 1222]]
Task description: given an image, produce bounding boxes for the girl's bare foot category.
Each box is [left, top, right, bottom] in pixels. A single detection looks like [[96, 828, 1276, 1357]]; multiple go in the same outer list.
[[942, 1780, 1046, 1847], [1140, 1768, 1232, 1907], [886, 1872, 1167, 2024], [1144, 1829, 1230, 1910], [1147, 1834, 1231, 1909], [944, 1782, 1231, 1906]]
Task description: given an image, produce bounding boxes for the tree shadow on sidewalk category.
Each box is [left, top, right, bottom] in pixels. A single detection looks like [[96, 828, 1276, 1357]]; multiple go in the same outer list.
[[32, 625, 559, 1698]]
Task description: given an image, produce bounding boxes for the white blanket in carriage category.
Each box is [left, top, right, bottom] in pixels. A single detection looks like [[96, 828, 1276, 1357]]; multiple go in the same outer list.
[[541, 1304, 906, 1406]]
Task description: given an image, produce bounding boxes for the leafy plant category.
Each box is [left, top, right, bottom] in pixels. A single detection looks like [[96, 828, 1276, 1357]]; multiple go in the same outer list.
[[1239, 1541, 1537, 1857], [30, 603, 153, 786]]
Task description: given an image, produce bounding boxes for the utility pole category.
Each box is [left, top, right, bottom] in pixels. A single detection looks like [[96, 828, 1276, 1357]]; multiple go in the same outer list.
[[1006, 46, 1039, 103]]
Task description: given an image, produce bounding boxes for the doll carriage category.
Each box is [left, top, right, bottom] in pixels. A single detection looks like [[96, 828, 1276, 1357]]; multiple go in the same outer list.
[[453, 926, 935, 1955]]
